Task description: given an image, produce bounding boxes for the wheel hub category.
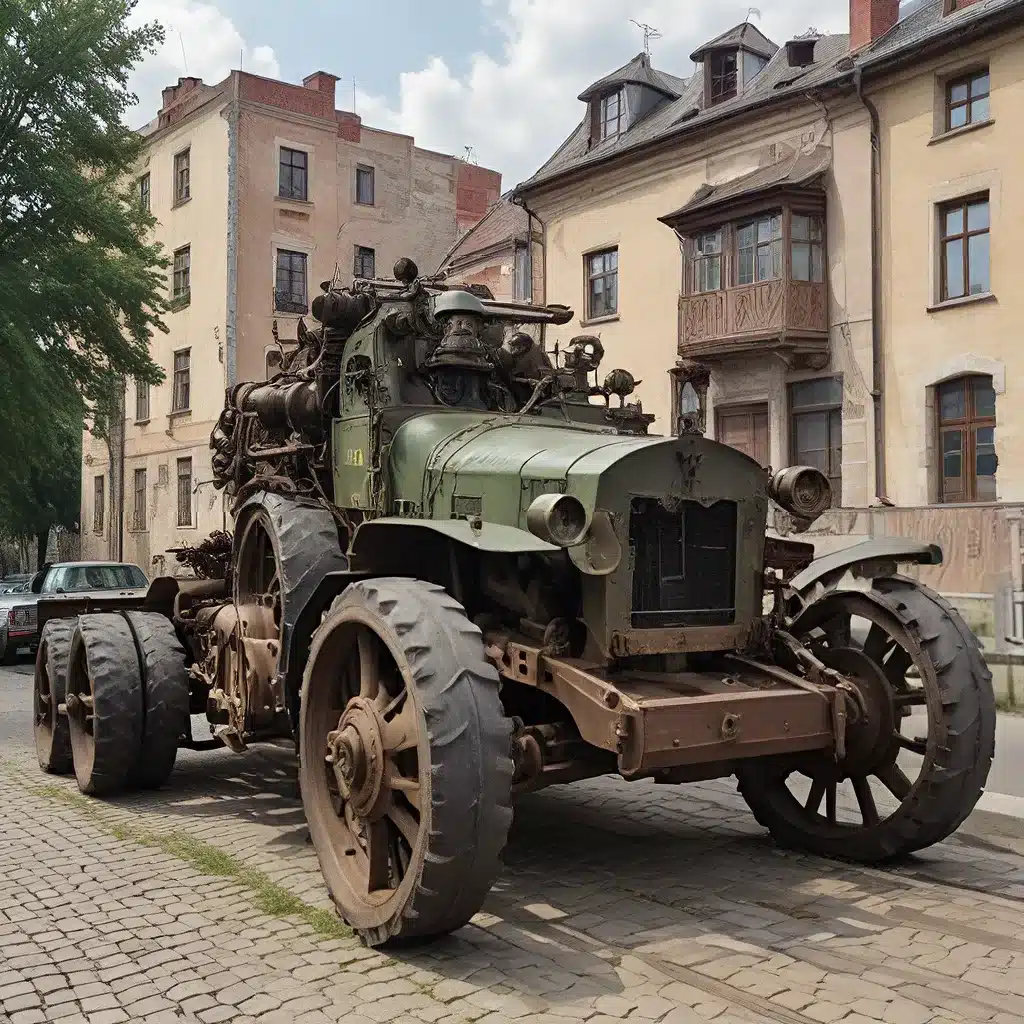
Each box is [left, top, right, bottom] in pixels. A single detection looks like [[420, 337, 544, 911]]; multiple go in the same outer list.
[[327, 697, 386, 819], [819, 646, 897, 777]]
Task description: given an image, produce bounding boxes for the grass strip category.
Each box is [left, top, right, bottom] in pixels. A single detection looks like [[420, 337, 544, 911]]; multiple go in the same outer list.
[[30, 783, 351, 939]]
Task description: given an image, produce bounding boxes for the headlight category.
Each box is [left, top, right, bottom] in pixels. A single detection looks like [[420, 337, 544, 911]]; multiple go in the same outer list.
[[768, 466, 832, 521], [526, 493, 590, 547]]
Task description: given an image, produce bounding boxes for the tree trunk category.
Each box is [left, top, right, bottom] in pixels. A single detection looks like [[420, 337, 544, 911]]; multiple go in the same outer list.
[[36, 529, 49, 571]]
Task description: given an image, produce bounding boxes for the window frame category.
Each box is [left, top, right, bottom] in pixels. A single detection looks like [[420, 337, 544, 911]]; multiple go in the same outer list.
[[735, 211, 783, 286], [353, 245, 376, 280], [138, 172, 151, 213], [132, 467, 147, 532], [598, 90, 623, 141], [173, 147, 190, 205], [176, 457, 194, 528], [172, 245, 191, 300], [278, 146, 309, 201], [708, 51, 739, 105], [788, 376, 843, 507], [172, 348, 191, 414], [93, 475, 105, 535], [939, 193, 990, 301], [585, 247, 619, 320], [935, 374, 997, 503], [275, 249, 308, 314], [355, 164, 375, 206], [692, 229, 723, 294], [945, 67, 990, 131], [135, 378, 150, 423]]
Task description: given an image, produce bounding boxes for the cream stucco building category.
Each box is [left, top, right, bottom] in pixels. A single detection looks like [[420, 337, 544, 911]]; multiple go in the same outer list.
[[81, 69, 500, 572], [514, 0, 1024, 616]]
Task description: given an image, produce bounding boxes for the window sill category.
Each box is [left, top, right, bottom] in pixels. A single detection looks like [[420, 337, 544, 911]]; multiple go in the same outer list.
[[275, 194, 312, 206], [168, 294, 191, 313], [928, 118, 994, 145], [134, 419, 150, 427], [354, 200, 375, 208], [926, 291, 996, 313], [581, 313, 620, 328], [172, 196, 191, 209], [169, 408, 192, 419]]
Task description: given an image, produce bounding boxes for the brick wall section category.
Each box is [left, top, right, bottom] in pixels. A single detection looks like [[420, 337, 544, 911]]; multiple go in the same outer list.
[[849, 0, 900, 50], [456, 163, 502, 235]]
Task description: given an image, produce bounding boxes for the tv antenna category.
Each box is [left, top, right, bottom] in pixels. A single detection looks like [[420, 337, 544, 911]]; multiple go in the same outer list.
[[463, 145, 477, 164], [630, 20, 662, 56], [176, 29, 189, 72]]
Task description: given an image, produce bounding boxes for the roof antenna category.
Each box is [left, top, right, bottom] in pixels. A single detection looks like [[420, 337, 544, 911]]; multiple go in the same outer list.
[[630, 20, 662, 57], [176, 29, 189, 73], [463, 145, 477, 165]]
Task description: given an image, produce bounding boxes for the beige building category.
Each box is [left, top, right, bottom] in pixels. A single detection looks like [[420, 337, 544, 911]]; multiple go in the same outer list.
[[513, 0, 1024, 622], [81, 69, 500, 572]]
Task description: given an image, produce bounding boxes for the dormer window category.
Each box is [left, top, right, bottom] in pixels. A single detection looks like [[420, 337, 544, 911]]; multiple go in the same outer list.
[[599, 90, 623, 140], [709, 53, 738, 104]]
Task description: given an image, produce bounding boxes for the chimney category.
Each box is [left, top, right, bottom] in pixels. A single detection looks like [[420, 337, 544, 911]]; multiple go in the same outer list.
[[160, 76, 202, 113], [850, 0, 900, 51], [303, 71, 339, 109]]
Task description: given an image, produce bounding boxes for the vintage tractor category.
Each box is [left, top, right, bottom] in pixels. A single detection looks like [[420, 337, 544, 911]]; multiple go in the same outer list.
[[33, 258, 995, 947]]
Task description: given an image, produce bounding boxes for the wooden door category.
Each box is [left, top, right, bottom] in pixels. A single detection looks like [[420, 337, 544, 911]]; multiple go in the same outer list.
[[716, 403, 770, 467]]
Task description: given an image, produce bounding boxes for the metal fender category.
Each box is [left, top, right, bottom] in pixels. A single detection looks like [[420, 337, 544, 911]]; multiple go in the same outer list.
[[349, 517, 559, 559], [789, 537, 942, 599]]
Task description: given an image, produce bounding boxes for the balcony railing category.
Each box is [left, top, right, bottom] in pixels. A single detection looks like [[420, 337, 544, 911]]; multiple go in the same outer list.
[[678, 278, 828, 359]]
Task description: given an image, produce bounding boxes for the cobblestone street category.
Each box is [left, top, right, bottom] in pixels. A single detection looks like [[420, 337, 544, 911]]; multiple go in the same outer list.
[[2, 661, 1023, 1024]]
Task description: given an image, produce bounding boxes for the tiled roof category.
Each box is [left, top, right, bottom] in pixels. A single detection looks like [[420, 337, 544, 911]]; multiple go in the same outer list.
[[437, 196, 528, 272], [690, 21, 779, 62], [514, 0, 1024, 196], [658, 147, 832, 227], [578, 52, 682, 102]]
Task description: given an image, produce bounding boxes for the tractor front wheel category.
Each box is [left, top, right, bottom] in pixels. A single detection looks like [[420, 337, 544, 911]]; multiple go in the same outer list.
[[298, 577, 514, 947]]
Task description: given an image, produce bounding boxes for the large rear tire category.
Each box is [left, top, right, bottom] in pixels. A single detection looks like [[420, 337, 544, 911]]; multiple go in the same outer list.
[[298, 577, 514, 947], [738, 575, 995, 862], [34, 618, 75, 774], [66, 614, 144, 796], [123, 611, 190, 789]]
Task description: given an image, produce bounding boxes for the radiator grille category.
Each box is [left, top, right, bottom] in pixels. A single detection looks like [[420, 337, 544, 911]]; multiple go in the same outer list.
[[629, 498, 737, 629]]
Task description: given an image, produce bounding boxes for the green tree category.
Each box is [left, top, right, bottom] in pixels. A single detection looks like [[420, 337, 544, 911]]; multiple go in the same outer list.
[[0, 0, 169, 531]]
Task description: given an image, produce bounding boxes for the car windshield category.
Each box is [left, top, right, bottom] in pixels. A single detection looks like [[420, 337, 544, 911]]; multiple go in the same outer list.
[[47, 565, 147, 593]]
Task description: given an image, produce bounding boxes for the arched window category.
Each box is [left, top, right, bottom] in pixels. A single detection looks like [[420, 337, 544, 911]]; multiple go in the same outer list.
[[937, 374, 997, 502]]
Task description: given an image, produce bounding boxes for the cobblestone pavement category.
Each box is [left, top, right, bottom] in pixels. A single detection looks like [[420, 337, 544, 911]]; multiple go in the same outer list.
[[2, 662, 1024, 1024]]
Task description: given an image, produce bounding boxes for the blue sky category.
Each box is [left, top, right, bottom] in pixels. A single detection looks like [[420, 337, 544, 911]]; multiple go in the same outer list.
[[130, 0, 855, 189]]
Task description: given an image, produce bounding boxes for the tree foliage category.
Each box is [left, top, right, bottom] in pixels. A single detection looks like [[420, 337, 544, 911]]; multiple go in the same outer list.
[[0, 0, 168, 521]]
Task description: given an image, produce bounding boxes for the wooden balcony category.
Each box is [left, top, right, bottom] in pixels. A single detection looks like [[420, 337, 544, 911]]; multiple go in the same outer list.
[[678, 278, 828, 362]]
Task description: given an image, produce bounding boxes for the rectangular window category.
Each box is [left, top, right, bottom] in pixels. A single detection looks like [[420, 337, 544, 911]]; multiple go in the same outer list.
[[736, 213, 782, 285], [791, 214, 824, 282], [599, 90, 623, 140], [946, 68, 989, 130], [937, 374, 997, 502], [789, 376, 843, 505], [93, 476, 105, 534], [940, 194, 989, 300], [176, 457, 193, 527], [710, 52, 738, 104], [132, 468, 147, 532], [135, 379, 150, 422], [354, 245, 375, 279], [138, 173, 150, 213], [279, 146, 308, 201], [174, 148, 190, 204], [514, 245, 531, 302], [172, 245, 191, 299], [275, 250, 308, 313], [172, 349, 191, 412], [586, 248, 618, 319], [692, 230, 722, 293], [355, 164, 375, 205]]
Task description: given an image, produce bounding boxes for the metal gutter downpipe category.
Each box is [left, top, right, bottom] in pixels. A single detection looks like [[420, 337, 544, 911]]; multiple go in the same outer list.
[[854, 67, 889, 504], [512, 192, 546, 341]]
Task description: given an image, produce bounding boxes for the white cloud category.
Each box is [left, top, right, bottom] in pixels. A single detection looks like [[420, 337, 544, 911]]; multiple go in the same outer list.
[[125, 0, 280, 128], [355, 0, 852, 189]]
